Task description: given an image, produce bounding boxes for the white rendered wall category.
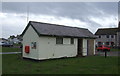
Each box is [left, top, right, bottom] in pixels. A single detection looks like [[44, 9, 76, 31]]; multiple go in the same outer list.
[[22, 25, 39, 59], [22, 25, 95, 60], [38, 37, 78, 60]]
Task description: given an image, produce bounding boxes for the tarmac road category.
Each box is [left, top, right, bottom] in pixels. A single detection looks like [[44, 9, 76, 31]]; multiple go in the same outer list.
[[95, 51, 119, 56], [0, 52, 21, 54]]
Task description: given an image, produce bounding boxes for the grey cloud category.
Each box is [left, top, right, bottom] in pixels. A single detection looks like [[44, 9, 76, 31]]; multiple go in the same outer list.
[[118, 2, 120, 20], [0, 2, 2, 12], [1, 2, 118, 38], [88, 2, 118, 15], [2, 25, 23, 38], [2, 2, 28, 13], [2, 2, 118, 25], [2, 2, 117, 17]]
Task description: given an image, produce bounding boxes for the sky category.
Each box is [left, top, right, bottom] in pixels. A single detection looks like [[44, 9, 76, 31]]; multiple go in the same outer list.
[[1, 2, 118, 38]]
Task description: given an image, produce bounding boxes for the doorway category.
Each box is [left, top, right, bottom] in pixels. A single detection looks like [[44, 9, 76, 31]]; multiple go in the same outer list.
[[77, 39, 83, 57], [87, 39, 94, 56]]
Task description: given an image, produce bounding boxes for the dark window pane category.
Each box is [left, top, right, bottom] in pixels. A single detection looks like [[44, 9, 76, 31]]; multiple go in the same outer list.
[[98, 42, 102, 46], [111, 42, 114, 46], [106, 42, 109, 45], [99, 36, 101, 38], [31, 42, 36, 49], [106, 35, 109, 38], [56, 37, 63, 44], [111, 35, 114, 38], [71, 38, 74, 44]]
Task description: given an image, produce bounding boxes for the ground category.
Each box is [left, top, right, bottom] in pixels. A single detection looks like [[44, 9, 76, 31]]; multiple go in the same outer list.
[[2, 54, 119, 74], [95, 50, 120, 56], [1, 46, 21, 52], [1, 47, 120, 74]]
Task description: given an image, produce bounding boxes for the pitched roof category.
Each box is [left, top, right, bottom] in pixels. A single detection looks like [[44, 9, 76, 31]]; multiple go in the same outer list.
[[22, 21, 96, 38], [95, 28, 118, 35]]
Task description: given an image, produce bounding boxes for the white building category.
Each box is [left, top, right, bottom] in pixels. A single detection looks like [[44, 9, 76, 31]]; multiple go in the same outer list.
[[21, 21, 96, 60]]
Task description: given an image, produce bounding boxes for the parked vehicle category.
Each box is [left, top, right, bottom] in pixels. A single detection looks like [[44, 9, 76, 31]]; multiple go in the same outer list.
[[97, 45, 111, 52], [0, 42, 13, 47], [0, 42, 4, 46]]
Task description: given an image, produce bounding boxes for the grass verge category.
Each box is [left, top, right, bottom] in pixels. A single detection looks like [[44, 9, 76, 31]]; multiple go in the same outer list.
[[1, 46, 21, 52]]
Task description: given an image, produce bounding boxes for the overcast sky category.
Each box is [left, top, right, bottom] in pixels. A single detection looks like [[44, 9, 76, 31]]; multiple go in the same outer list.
[[1, 2, 118, 38]]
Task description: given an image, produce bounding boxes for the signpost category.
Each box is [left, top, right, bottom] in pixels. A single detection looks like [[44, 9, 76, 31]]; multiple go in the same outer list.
[[104, 50, 107, 58]]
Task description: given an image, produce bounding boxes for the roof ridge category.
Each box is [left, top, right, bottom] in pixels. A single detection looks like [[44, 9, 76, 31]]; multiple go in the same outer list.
[[30, 21, 87, 30], [95, 27, 118, 35], [98, 27, 118, 30], [22, 21, 95, 38]]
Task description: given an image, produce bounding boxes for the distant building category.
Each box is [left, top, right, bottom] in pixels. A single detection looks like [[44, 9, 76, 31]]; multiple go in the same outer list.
[[0, 38, 9, 45], [9, 38, 20, 44], [117, 22, 120, 47], [8, 35, 22, 44], [95, 23, 120, 47], [0, 38, 8, 43]]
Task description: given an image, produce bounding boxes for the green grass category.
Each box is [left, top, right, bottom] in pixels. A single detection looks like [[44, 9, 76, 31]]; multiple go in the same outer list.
[[1, 46, 119, 53], [1, 47, 21, 52], [111, 48, 120, 51], [13, 43, 21, 46], [2, 54, 119, 74]]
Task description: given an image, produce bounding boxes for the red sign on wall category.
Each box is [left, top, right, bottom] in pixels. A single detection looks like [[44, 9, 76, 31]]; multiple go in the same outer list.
[[25, 46, 30, 53]]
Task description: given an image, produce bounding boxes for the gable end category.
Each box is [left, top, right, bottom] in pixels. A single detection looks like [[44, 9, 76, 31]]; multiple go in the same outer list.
[[21, 21, 40, 37]]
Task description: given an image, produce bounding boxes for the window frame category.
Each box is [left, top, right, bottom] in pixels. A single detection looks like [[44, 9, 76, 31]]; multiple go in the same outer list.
[[31, 42, 36, 49], [56, 37, 63, 44]]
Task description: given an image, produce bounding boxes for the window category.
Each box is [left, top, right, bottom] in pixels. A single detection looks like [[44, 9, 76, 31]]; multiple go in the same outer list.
[[98, 42, 102, 46], [56, 37, 63, 44], [111, 42, 114, 46], [31, 42, 36, 49], [106, 35, 109, 38], [99, 35, 101, 38], [106, 42, 109, 45], [71, 38, 74, 44], [111, 35, 114, 38]]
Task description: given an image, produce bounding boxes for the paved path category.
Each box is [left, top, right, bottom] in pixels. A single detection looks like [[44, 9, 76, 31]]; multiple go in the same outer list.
[[0, 52, 21, 54], [95, 51, 119, 56]]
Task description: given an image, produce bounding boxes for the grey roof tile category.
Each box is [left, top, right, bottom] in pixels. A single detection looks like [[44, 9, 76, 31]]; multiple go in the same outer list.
[[22, 21, 96, 38], [95, 28, 118, 35]]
